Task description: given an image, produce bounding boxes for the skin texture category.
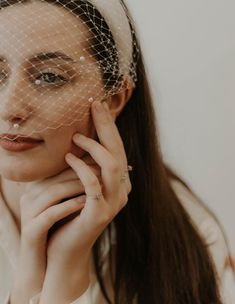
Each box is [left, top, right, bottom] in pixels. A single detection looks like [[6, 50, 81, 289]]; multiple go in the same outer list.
[[0, 1, 133, 303]]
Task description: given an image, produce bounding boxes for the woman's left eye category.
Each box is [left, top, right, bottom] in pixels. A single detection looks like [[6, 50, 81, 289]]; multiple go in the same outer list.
[[35, 72, 67, 86]]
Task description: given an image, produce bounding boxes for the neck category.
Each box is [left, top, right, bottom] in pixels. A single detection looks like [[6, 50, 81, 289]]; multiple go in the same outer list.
[[0, 176, 27, 232]]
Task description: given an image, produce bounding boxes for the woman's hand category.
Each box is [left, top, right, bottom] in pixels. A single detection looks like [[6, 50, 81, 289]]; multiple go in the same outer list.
[[10, 160, 100, 304], [39, 100, 132, 303]]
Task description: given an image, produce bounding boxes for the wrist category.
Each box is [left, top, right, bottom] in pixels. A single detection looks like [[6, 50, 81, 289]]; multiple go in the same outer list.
[[40, 256, 91, 303]]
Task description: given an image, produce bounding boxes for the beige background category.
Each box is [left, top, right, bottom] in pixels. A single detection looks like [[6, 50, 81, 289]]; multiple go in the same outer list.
[[127, 0, 235, 255]]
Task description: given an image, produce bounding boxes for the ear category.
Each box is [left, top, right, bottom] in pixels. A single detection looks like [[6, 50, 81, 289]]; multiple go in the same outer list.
[[106, 78, 134, 120]]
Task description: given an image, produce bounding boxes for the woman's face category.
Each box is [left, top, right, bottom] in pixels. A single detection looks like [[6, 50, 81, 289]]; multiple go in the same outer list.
[[0, 1, 104, 181]]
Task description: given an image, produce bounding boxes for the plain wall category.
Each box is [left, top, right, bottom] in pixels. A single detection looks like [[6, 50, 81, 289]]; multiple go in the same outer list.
[[126, 0, 235, 253]]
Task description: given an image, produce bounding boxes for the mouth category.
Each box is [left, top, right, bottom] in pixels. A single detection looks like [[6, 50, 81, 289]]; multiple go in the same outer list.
[[0, 133, 44, 143], [0, 134, 44, 152]]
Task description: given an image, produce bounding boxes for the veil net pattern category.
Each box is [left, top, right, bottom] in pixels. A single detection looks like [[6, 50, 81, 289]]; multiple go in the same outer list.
[[0, 0, 139, 141]]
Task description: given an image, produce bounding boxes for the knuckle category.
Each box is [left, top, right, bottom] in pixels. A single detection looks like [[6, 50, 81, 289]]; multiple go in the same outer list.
[[87, 176, 98, 188], [108, 160, 120, 173]]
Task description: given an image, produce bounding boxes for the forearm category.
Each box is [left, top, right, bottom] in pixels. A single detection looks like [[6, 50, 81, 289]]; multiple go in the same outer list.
[[39, 255, 90, 304]]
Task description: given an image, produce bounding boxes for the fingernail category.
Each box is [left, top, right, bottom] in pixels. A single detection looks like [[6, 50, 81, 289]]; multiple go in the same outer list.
[[65, 153, 74, 161], [73, 133, 83, 141]]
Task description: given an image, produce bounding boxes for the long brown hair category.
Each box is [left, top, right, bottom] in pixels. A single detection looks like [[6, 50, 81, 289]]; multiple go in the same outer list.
[[0, 1, 233, 303]]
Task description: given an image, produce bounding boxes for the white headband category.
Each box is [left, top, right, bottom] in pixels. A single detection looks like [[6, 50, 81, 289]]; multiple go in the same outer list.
[[88, 0, 133, 76]]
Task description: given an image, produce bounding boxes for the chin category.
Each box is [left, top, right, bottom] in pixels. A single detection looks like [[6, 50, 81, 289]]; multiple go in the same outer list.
[[0, 158, 68, 182], [0, 166, 43, 182]]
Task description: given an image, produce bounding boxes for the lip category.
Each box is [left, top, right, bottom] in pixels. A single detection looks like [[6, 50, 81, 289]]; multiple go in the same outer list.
[[0, 133, 44, 152], [0, 133, 43, 142]]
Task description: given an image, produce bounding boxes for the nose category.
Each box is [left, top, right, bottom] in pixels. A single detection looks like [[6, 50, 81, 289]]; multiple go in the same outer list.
[[0, 72, 33, 127]]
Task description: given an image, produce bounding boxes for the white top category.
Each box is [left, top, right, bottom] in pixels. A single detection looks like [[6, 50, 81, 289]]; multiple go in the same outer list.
[[0, 178, 234, 303]]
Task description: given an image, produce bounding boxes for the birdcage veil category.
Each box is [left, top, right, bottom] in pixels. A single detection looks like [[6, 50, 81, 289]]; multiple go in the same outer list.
[[0, 0, 139, 141]]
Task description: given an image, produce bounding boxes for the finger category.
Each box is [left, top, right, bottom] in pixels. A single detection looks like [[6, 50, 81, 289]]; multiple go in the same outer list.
[[65, 153, 104, 205], [22, 180, 85, 217], [91, 100, 128, 166], [25, 164, 101, 197], [36, 197, 85, 232], [72, 134, 121, 195], [91, 100, 132, 194]]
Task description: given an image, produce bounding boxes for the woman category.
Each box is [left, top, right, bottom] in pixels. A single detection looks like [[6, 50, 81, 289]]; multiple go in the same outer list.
[[0, 0, 234, 303]]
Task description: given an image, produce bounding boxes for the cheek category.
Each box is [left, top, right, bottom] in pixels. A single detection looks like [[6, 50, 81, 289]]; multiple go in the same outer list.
[[27, 89, 91, 132], [36, 99, 89, 128], [37, 83, 98, 124], [69, 114, 97, 157], [0, 98, 96, 181], [27, 68, 104, 133], [46, 109, 95, 159]]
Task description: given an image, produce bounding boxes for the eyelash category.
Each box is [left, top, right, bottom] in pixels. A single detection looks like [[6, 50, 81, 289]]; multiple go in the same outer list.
[[35, 69, 68, 87], [0, 69, 69, 88]]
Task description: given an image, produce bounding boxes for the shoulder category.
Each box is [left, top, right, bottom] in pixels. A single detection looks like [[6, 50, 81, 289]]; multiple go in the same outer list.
[[169, 178, 229, 280]]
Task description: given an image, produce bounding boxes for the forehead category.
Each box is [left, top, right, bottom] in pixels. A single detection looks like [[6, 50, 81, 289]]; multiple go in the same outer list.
[[0, 0, 89, 63]]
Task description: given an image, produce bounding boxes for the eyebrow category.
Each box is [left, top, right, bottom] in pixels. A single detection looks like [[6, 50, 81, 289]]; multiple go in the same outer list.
[[0, 52, 77, 66], [29, 51, 76, 64], [0, 51, 76, 65]]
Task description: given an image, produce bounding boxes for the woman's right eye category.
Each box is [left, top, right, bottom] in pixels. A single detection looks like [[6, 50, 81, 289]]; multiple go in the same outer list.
[[35, 72, 67, 86], [0, 68, 69, 88]]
